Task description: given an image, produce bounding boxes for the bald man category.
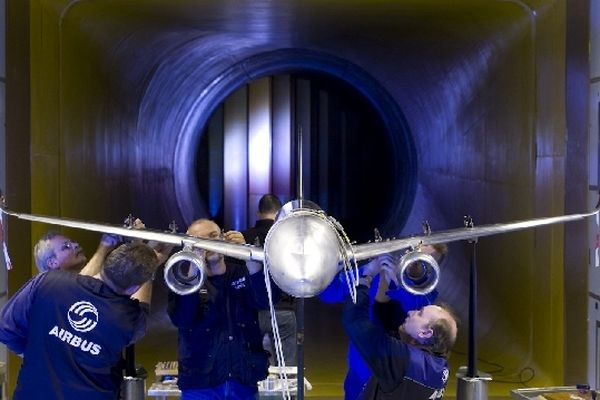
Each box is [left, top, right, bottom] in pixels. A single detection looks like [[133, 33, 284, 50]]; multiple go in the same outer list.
[[343, 255, 457, 400], [321, 244, 448, 400], [168, 219, 270, 400]]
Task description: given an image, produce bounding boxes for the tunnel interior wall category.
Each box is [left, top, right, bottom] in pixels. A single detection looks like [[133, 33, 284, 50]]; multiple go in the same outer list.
[[10, 0, 583, 397]]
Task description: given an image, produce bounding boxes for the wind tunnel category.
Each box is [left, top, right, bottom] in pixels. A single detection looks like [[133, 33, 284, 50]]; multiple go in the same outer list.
[[13, 0, 585, 397]]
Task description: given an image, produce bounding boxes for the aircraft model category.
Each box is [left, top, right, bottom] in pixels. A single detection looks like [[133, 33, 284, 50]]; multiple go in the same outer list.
[[0, 198, 598, 299], [0, 200, 600, 298], [5, 195, 594, 400]]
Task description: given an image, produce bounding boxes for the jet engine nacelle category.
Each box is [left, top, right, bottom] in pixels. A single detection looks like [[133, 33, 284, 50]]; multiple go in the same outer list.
[[395, 250, 440, 295], [163, 250, 207, 295]]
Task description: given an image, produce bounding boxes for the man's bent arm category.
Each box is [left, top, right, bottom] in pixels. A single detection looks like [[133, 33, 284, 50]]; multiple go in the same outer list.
[[342, 284, 408, 390]]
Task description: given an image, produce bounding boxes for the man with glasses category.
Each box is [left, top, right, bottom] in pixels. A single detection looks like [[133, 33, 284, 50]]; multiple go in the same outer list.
[[0, 242, 160, 400], [33, 218, 145, 276]]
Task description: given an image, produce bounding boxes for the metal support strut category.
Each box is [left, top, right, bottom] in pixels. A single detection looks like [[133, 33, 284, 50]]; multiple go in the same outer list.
[[456, 222, 491, 400]]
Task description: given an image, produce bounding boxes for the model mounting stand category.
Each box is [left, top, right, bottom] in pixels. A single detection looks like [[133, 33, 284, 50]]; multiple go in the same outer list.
[[456, 366, 492, 400], [121, 376, 145, 400], [121, 345, 146, 400], [456, 219, 492, 400]]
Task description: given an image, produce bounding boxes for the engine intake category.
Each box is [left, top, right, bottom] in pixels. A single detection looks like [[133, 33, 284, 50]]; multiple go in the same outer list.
[[163, 250, 207, 295]]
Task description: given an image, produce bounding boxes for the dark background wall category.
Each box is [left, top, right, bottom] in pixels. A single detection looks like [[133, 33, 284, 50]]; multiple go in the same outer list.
[[5, 0, 592, 398]]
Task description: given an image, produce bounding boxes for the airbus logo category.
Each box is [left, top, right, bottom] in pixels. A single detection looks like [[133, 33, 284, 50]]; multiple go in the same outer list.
[[442, 368, 449, 383], [67, 301, 99, 333]]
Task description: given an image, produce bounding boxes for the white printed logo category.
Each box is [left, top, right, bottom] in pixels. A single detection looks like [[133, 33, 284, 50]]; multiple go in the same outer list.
[[442, 368, 449, 383], [231, 276, 247, 290], [68, 301, 99, 333]]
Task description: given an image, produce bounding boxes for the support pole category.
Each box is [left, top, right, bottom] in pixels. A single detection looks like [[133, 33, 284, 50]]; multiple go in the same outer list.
[[121, 345, 145, 400], [296, 299, 304, 400], [296, 123, 305, 399], [456, 234, 491, 400], [467, 240, 477, 378]]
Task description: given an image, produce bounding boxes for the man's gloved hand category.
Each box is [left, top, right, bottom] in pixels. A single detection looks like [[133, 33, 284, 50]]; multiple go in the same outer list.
[[101, 217, 146, 248], [100, 233, 122, 248]]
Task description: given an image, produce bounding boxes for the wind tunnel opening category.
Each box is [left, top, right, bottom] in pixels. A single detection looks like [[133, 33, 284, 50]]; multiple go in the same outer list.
[[192, 71, 411, 241]]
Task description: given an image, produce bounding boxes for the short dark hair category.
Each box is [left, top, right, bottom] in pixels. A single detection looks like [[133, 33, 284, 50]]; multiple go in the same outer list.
[[103, 242, 158, 293], [258, 194, 282, 214]]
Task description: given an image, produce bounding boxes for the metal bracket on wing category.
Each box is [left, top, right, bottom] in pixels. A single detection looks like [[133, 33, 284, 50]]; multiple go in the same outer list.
[[0, 206, 265, 264]]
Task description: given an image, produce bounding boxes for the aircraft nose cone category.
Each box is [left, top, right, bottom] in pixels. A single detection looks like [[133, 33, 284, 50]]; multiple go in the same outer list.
[[265, 210, 342, 298]]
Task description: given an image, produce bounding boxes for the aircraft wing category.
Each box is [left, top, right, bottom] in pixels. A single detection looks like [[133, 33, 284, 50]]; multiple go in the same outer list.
[[351, 208, 599, 261], [0, 208, 265, 262], [3, 204, 598, 273]]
